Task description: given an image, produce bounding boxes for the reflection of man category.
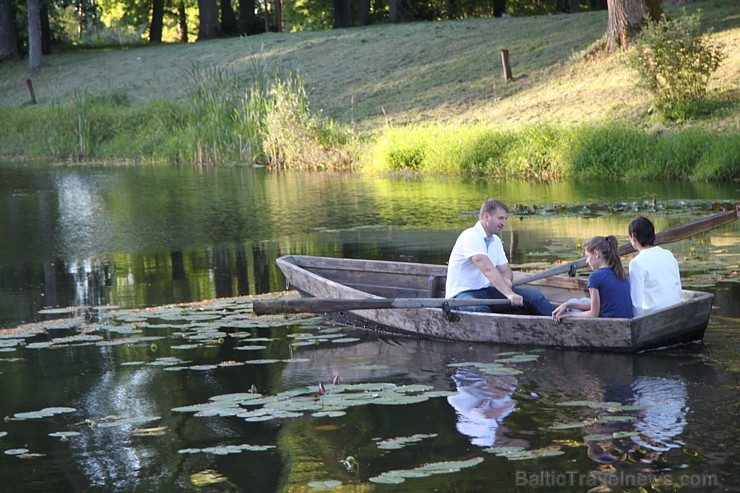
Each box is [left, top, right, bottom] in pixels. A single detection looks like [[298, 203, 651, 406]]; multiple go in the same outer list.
[[631, 376, 687, 452], [447, 367, 518, 447]]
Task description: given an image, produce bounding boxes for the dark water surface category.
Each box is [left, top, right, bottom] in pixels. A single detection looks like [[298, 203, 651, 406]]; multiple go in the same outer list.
[[0, 161, 737, 492]]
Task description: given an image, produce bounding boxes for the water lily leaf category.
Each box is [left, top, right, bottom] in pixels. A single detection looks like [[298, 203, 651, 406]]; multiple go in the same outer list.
[[188, 364, 218, 371], [355, 364, 389, 370], [497, 355, 539, 363], [265, 399, 322, 412], [131, 426, 167, 436], [308, 480, 342, 488], [598, 415, 637, 423], [394, 384, 433, 393], [331, 337, 360, 343], [49, 431, 81, 438], [422, 390, 457, 398], [583, 431, 639, 442], [4, 448, 29, 455], [148, 357, 187, 366], [0, 432, 7, 438], [479, 366, 522, 376], [171, 344, 201, 350], [38, 307, 78, 315], [369, 475, 405, 484], [13, 407, 76, 420], [311, 411, 346, 418], [372, 394, 429, 405], [211, 393, 264, 403], [235, 345, 267, 351], [417, 457, 484, 472], [556, 400, 623, 409], [25, 342, 53, 350], [485, 446, 527, 457], [548, 422, 587, 430], [291, 341, 316, 347], [377, 433, 437, 450], [245, 359, 281, 365]]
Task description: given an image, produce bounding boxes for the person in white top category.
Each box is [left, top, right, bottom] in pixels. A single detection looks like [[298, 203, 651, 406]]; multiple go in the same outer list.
[[445, 199, 555, 315], [628, 216, 682, 317]]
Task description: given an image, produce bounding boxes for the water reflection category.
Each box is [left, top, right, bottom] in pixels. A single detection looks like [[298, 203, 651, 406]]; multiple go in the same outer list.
[[447, 367, 522, 448], [631, 377, 687, 452]]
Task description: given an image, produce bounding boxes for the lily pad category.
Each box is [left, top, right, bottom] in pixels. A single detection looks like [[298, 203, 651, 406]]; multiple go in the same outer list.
[[4, 448, 29, 455], [49, 431, 82, 438], [308, 480, 342, 488], [584, 431, 639, 442], [311, 411, 346, 418]]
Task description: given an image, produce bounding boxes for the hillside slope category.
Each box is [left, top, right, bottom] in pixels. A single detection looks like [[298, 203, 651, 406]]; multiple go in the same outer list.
[[0, 0, 737, 133]]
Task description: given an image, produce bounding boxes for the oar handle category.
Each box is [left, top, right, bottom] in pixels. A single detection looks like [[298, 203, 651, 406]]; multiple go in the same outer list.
[[253, 297, 511, 315]]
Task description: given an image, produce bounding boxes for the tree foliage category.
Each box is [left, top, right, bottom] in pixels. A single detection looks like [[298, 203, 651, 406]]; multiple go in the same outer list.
[[626, 10, 725, 120]]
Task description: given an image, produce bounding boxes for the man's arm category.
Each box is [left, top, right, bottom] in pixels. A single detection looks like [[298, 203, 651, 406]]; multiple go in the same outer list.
[[471, 254, 523, 306]]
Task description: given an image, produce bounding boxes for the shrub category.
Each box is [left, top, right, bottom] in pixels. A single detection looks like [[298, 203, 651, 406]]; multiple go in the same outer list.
[[626, 10, 725, 120]]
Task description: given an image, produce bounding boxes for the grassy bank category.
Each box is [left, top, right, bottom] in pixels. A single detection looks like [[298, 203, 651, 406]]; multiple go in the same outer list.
[[0, 0, 737, 179]]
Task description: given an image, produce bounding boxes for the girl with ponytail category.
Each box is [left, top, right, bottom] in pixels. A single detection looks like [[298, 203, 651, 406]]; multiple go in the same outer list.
[[552, 235, 633, 323]]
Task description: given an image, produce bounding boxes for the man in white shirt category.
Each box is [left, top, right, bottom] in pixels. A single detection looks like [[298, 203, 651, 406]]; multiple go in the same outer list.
[[445, 199, 555, 315], [628, 216, 682, 317]]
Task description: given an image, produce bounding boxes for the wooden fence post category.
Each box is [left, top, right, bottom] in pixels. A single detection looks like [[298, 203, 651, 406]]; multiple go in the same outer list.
[[501, 49, 513, 82], [26, 79, 37, 104]]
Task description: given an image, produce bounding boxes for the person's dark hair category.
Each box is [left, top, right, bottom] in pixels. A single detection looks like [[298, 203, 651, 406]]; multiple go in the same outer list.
[[480, 199, 509, 218], [584, 235, 627, 280], [628, 216, 656, 247]]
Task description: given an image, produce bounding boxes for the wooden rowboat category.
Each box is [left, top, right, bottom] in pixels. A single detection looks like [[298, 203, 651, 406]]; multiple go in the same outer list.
[[274, 254, 714, 352]]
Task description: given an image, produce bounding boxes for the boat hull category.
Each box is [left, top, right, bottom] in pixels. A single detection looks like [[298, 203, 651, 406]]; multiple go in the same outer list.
[[276, 255, 713, 352]]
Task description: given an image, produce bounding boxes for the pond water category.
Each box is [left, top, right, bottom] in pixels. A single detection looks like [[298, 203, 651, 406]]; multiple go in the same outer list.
[[0, 161, 737, 492]]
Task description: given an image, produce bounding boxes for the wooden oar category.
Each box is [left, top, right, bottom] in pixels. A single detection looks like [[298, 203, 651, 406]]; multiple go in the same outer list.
[[253, 297, 510, 315], [512, 208, 738, 286]]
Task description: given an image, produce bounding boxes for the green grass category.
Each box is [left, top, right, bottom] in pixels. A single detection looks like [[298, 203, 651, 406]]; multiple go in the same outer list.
[[0, 0, 737, 179]]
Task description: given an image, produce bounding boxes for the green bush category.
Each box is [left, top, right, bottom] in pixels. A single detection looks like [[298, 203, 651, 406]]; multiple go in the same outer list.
[[626, 10, 725, 121]]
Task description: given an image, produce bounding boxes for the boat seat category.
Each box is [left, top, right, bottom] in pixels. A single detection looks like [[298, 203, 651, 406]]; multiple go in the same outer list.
[[427, 275, 446, 298]]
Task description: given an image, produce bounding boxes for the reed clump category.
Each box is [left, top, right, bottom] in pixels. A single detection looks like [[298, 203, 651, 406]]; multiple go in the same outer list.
[[0, 59, 354, 169]]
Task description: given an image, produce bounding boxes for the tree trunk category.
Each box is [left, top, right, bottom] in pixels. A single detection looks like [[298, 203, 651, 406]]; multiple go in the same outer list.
[[178, 0, 188, 42], [388, 0, 413, 22], [492, 0, 505, 17], [198, 0, 222, 39], [220, 0, 239, 35], [150, 0, 164, 42], [357, 0, 370, 25], [0, 0, 19, 60], [333, 0, 352, 27], [239, 0, 262, 34], [606, 0, 662, 50], [40, 3, 51, 54], [27, 0, 42, 70]]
